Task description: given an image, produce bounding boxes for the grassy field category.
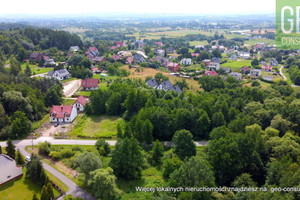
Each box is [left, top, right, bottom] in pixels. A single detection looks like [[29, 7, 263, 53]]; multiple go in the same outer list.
[[69, 115, 125, 139], [282, 68, 292, 84], [244, 39, 275, 46], [0, 168, 60, 200], [127, 29, 214, 40], [221, 59, 252, 71], [123, 66, 200, 91], [189, 40, 209, 46], [32, 114, 50, 131]]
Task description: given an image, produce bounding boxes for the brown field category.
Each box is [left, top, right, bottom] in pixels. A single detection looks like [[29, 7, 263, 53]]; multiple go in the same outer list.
[[251, 29, 276, 34], [122, 66, 200, 91]]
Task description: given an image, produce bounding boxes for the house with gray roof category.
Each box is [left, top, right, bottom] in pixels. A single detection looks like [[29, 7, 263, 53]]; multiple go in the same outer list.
[[250, 69, 261, 77], [146, 79, 159, 88], [156, 80, 182, 93], [133, 54, 146, 63], [0, 154, 23, 186], [229, 72, 242, 80], [47, 69, 70, 81], [220, 67, 231, 73]]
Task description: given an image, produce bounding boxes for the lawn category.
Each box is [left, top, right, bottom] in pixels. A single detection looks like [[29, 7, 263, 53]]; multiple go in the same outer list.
[[20, 62, 53, 75], [244, 38, 276, 46], [123, 66, 200, 91], [282, 68, 292, 84], [221, 59, 252, 71], [69, 115, 125, 139], [32, 114, 50, 131], [0, 168, 60, 200]]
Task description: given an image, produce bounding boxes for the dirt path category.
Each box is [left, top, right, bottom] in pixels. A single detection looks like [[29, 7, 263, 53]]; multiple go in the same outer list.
[[279, 66, 287, 80], [63, 80, 81, 97]]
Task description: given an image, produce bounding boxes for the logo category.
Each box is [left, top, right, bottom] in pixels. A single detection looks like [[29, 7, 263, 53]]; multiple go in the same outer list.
[[276, 0, 300, 49]]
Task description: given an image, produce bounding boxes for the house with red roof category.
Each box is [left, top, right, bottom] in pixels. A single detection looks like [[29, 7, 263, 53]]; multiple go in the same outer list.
[[204, 71, 218, 76], [50, 105, 77, 123], [191, 53, 200, 57], [167, 62, 181, 72], [239, 66, 251, 74], [112, 55, 121, 61], [261, 65, 273, 72], [126, 57, 134, 64], [154, 42, 164, 46], [115, 41, 126, 47], [73, 96, 89, 112], [81, 78, 99, 91]]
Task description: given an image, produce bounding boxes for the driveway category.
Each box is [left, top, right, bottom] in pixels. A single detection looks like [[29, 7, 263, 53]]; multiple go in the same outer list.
[[63, 80, 81, 97], [279, 66, 287, 80]]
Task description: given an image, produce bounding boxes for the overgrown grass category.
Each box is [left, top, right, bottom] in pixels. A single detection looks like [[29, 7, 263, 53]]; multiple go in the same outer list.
[[69, 115, 125, 139]]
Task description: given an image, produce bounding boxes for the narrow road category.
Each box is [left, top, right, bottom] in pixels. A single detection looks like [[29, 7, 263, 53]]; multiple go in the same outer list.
[[30, 72, 47, 78], [63, 80, 81, 97], [279, 66, 287, 80]]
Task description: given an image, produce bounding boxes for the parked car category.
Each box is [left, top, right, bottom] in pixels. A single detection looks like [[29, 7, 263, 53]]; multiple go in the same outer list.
[[54, 122, 59, 127]]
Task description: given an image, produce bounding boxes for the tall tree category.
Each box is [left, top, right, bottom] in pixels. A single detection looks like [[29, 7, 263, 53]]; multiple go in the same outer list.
[[9, 55, 21, 76], [75, 152, 102, 184], [169, 156, 215, 199], [15, 149, 25, 166], [172, 130, 196, 160], [11, 111, 31, 138], [40, 182, 54, 200], [26, 156, 47, 185], [6, 139, 16, 159], [151, 140, 164, 166], [25, 63, 32, 76], [109, 137, 144, 180], [95, 139, 111, 156], [88, 168, 121, 200]]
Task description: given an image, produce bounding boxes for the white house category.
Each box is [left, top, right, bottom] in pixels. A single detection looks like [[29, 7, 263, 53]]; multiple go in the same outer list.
[[0, 154, 23, 186], [73, 96, 89, 112], [50, 105, 77, 123], [208, 62, 220, 71], [239, 52, 251, 59], [180, 58, 192, 66], [47, 69, 70, 81], [250, 69, 262, 77]]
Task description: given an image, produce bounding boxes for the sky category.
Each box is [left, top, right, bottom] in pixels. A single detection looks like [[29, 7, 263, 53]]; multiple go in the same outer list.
[[0, 0, 275, 16]]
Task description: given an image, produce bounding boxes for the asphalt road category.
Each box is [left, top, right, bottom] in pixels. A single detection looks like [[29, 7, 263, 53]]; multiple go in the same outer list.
[[0, 138, 208, 199]]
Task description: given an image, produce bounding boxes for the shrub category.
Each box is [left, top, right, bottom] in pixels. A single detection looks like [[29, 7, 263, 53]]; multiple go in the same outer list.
[[49, 151, 61, 160], [38, 142, 51, 156], [60, 149, 74, 158]]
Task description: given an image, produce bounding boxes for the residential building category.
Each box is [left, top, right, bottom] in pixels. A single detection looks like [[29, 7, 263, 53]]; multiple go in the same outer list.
[[81, 78, 99, 91], [204, 71, 219, 76], [240, 66, 251, 74], [261, 65, 273, 72], [29, 53, 43, 61], [239, 52, 251, 59], [250, 69, 262, 77], [180, 58, 192, 66], [208, 62, 220, 71], [202, 59, 211, 67], [154, 49, 165, 57], [166, 47, 176, 53], [269, 59, 278, 66], [73, 96, 88, 112], [47, 69, 70, 81], [146, 79, 159, 88], [70, 46, 80, 52], [167, 62, 181, 72], [220, 67, 231, 73], [118, 51, 132, 58], [229, 54, 238, 60], [133, 54, 146, 63], [50, 105, 77, 123], [191, 53, 200, 57], [156, 80, 182, 93], [0, 154, 23, 186], [137, 51, 148, 59], [211, 57, 221, 63], [229, 72, 242, 80]]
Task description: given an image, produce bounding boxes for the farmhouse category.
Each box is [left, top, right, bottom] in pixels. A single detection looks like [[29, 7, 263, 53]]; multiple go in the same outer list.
[[81, 78, 99, 91], [47, 69, 70, 81], [29, 53, 43, 61], [70, 46, 80, 52], [50, 105, 77, 123], [239, 52, 251, 59], [0, 154, 23, 186], [73, 95, 89, 112], [133, 54, 146, 63]]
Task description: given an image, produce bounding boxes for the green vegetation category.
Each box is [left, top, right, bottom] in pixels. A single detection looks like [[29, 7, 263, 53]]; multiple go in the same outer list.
[[0, 168, 60, 200], [221, 59, 252, 71], [69, 115, 125, 139]]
